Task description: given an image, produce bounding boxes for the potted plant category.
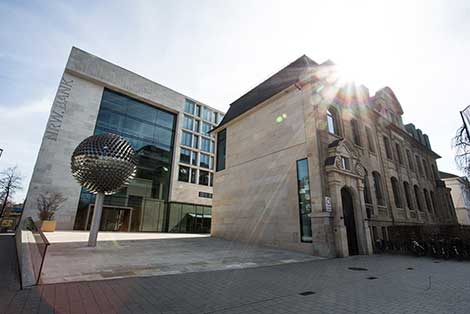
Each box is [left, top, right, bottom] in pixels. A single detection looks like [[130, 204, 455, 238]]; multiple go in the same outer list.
[[37, 192, 67, 232]]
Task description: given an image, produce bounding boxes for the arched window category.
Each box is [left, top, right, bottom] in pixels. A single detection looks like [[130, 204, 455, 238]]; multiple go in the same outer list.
[[403, 181, 413, 210], [424, 189, 433, 213], [414, 185, 423, 211], [363, 171, 372, 204], [327, 107, 340, 136], [373, 171, 385, 206], [391, 177, 402, 208]]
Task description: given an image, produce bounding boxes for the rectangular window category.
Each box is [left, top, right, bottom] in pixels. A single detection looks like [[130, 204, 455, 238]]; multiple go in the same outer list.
[[351, 120, 361, 146], [216, 129, 226, 171], [416, 155, 424, 176], [180, 148, 191, 164], [190, 168, 197, 184], [210, 156, 214, 170], [181, 131, 192, 147], [406, 149, 414, 170], [191, 151, 198, 166], [194, 119, 200, 133], [395, 143, 403, 164], [193, 135, 199, 149], [183, 115, 193, 130], [340, 156, 350, 170], [184, 99, 195, 115], [200, 153, 210, 169], [366, 127, 375, 153], [199, 170, 209, 186], [199, 192, 213, 199], [201, 138, 214, 153], [296, 159, 312, 243], [178, 165, 190, 182], [201, 122, 212, 136], [195, 104, 201, 117], [383, 136, 392, 159]]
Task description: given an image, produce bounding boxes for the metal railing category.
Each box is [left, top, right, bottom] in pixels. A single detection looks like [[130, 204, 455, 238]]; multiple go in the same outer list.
[[15, 217, 50, 288]]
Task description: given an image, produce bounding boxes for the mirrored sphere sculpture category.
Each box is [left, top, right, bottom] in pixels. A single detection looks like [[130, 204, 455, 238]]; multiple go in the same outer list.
[[71, 134, 137, 194]]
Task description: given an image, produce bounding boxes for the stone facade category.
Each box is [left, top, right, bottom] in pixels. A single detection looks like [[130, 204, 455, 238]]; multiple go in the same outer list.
[[212, 58, 457, 257], [23, 47, 223, 230], [440, 172, 470, 225]]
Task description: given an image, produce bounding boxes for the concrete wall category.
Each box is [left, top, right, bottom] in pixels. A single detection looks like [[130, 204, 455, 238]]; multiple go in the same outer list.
[[212, 86, 313, 254]]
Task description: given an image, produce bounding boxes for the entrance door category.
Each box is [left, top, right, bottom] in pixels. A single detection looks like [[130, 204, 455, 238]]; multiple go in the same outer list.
[[341, 187, 359, 255]]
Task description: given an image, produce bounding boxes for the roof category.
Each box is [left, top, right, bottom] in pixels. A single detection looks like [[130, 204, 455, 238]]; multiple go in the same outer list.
[[439, 171, 460, 179], [212, 55, 318, 132]]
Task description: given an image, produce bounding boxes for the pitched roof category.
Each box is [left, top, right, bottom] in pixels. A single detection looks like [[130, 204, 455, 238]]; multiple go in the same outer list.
[[438, 171, 460, 179], [212, 55, 318, 132]]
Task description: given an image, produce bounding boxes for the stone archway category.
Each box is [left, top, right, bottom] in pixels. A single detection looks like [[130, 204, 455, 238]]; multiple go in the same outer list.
[[341, 187, 359, 255]]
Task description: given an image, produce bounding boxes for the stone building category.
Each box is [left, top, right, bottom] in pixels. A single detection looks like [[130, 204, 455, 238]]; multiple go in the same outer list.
[[23, 47, 224, 232], [211, 55, 456, 257], [440, 171, 470, 225]]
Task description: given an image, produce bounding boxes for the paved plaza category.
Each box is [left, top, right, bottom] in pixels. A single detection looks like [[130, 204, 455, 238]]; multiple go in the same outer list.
[[41, 232, 319, 284], [1, 233, 470, 314]]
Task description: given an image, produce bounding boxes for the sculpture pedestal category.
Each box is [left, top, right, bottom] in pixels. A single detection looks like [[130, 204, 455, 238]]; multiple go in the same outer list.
[[88, 192, 104, 247]]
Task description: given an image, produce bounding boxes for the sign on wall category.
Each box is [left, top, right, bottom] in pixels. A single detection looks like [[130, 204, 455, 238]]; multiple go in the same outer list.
[[325, 196, 332, 212], [44, 76, 74, 141]]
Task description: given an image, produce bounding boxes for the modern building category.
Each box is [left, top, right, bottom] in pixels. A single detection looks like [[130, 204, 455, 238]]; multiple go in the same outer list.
[[23, 47, 224, 233], [211, 56, 457, 257], [440, 171, 470, 225]]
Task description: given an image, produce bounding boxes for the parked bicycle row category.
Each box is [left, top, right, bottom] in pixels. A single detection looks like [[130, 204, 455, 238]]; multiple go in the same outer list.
[[375, 238, 470, 260]]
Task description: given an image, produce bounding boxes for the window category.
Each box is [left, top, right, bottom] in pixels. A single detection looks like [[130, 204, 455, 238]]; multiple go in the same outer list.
[[431, 164, 438, 180], [183, 115, 193, 130], [414, 185, 423, 211], [180, 148, 191, 164], [423, 159, 430, 179], [364, 172, 372, 204], [326, 107, 340, 136], [391, 177, 402, 208], [199, 192, 213, 199], [191, 151, 197, 166], [181, 131, 192, 147], [296, 159, 312, 242], [373, 171, 385, 206], [190, 168, 197, 184], [195, 104, 201, 117], [383, 136, 392, 159], [406, 149, 414, 170], [416, 156, 423, 176], [194, 119, 200, 133], [340, 156, 350, 170], [201, 122, 212, 136], [430, 191, 437, 212], [395, 143, 403, 164], [200, 153, 210, 169], [366, 127, 375, 152], [403, 182, 414, 210], [424, 189, 432, 212], [201, 138, 214, 153], [351, 119, 361, 146], [184, 99, 195, 115], [202, 107, 214, 123], [193, 135, 199, 149], [178, 166, 190, 182], [216, 129, 226, 171], [199, 170, 210, 186]]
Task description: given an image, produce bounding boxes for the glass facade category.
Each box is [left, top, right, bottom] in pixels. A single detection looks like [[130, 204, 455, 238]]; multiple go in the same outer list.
[[73, 89, 212, 233], [296, 159, 312, 242]]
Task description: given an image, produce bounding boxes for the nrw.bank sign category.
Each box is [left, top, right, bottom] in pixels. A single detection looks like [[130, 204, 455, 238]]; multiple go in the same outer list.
[[44, 76, 74, 141]]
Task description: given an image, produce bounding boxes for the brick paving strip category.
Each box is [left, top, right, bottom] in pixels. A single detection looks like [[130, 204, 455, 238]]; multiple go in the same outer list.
[[2, 233, 470, 314]]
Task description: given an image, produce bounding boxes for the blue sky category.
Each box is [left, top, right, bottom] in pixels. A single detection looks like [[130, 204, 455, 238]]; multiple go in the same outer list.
[[1, 0, 470, 202]]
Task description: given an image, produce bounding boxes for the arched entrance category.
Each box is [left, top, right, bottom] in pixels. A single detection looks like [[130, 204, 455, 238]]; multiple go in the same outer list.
[[341, 187, 359, 255]]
